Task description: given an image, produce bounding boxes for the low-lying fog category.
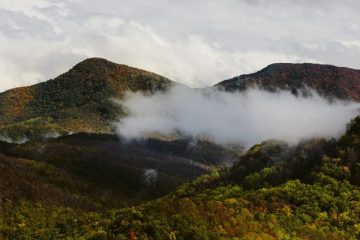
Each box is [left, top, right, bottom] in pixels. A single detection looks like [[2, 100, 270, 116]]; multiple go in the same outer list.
[[116, 85, 360, 148]]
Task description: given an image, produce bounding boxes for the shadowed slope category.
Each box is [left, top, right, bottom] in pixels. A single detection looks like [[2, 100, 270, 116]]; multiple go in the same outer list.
[[0, 132, 242, 210]]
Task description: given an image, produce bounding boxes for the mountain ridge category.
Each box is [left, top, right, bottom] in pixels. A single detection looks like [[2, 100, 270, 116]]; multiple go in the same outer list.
[[1, 58, 360, 142], [217, 62, 360, 101]]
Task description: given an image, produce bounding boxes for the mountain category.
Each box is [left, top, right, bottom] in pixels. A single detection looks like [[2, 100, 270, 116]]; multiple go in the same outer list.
[[0, 58, 172, 141], [2, 60, 360, 142], [1, 58, 360, 238], [217, 63, 360, 101], [0, 58, 244, 212]]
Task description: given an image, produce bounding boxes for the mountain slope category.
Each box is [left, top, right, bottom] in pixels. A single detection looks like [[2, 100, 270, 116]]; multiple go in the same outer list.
[[0, 133, 242, 211], [1, 116, 359, 239], [0, 153, 109, 211], [217, 63, 360, 101], [0, 58, 172, 140]]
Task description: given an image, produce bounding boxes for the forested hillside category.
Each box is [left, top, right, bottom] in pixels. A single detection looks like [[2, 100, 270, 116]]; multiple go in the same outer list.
[[1, 116, 359, 239], [217, 63, 360, 101], [0, 133, 242, 212], [0, 58, 172, 141]]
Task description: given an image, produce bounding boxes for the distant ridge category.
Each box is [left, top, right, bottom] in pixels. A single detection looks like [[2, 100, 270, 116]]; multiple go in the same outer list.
[[217, 63, 360, 101]]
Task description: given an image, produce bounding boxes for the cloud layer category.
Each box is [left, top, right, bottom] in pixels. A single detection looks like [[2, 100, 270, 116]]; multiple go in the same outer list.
[[0, 0, 359, 91], [116, 86, 360, 148]]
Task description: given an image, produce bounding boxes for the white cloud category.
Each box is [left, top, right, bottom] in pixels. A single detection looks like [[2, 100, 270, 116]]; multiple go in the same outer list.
[[339, 40, 360, 48], [0, 0, 359, 92], [116, 86, 360, 148]]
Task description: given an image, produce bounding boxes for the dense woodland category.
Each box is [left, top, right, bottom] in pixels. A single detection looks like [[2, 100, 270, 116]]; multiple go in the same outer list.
[[0, 116, 358, 239]]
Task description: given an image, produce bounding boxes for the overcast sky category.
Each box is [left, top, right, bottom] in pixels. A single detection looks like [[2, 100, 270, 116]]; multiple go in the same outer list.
[[0, 0, 359, 92]]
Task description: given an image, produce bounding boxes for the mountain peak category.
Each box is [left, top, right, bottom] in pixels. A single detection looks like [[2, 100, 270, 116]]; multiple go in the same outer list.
[[0, 58, 173, 137], [217, 63, 360, 101], [76, 57, 110, 64], [62, 58, 173, 89], [72, 57, 121, 72], [260, 62, 354, 73]]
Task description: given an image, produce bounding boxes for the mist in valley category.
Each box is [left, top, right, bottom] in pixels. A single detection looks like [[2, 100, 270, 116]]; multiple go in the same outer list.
[[116, 85, 360, 148]]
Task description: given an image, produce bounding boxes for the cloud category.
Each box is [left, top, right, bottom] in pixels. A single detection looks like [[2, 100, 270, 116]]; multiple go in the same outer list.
[[143, 169, 158, 186], [116, 86, 360, 148], [0, 0, 359, 92]]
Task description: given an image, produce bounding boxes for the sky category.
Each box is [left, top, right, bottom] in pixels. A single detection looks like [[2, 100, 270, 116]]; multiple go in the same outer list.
[[0, 0, 360, 92]]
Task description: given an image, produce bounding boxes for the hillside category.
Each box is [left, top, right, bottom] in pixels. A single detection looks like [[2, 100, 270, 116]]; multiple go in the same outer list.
[[0, 58, 172, 141], [0, 133, 242, 211], [0, 153, 109, 211], [217, 63, 360, 101], [1, 116, 359, 239]]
